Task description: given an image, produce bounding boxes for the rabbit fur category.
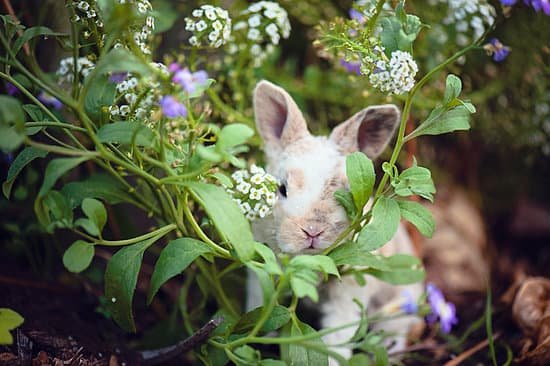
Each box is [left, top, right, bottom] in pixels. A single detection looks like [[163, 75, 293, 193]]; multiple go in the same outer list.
[[248, 80, 422, 363]]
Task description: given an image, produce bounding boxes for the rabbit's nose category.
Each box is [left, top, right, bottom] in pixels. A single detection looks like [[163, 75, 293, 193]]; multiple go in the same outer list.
[[301, 226, 324, 238]]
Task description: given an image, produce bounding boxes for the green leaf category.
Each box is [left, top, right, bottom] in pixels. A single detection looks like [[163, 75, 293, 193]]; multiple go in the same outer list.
[[97, 122, 157, 148], [3, 146, 48, 199], [290, 269, 319, 302], [38, 157, 89, 197], [82, 198, 107, 233], [62, 240, 95, 273], [380, 14, 422, 54], [216, 124, 254, 150], [406, 104, 473, 140], [261, 360, 287, 366], [334, 189, 357, 218], [443, 74, 462, 105], [247, 264, 275, 305], [392, 166, 436, 202], [329, 242, 391, 271], [350, 354, 371, 366], [0, 95, 26, 152], [75, 218, 100, 236], [234, 345, 260, 364], [13, 26, 66, 55], [397, 200, 435, 237], [91, 48, 151, 78], [356, 197, 401, 251], [61, 173, 134, 208], [233, 305, 291, 334], [35, 190, 74, 231], [85, 74, 116, 122], [0, 308, 24, 345], [196, 145, 223, 163], [365, 254, 425, 285], [104, 236, 159, 332], [289, 255, 339, 278], [186, 182, 255, 261], [346, 152, 375, 211], [23, 104, 45, 122], [209, 171, 233, 188], [281, 319, 328, 366], [148, 238, 212, 304], [253, 242, 282, 275]]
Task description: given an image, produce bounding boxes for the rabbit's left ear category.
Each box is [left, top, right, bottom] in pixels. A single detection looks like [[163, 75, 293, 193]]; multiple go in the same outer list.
[[329, 105, 400, 159]]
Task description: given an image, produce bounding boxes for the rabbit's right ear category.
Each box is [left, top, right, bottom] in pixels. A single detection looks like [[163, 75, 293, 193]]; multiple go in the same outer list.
[[254, 80, 310, 157]]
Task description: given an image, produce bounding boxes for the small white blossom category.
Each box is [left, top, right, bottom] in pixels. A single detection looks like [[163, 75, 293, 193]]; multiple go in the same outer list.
[[185, 5, 232, 48], [368, 51, 418, 95]]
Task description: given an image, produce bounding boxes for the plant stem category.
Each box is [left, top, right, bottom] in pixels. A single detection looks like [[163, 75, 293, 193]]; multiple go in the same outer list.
[[93, 223, 177, 246]]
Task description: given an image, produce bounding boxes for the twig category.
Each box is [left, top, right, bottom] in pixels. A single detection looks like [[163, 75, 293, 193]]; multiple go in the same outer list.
[[140, 316, 224, 365], [444, 331, 502, 366], [1, 0, 30, 55]]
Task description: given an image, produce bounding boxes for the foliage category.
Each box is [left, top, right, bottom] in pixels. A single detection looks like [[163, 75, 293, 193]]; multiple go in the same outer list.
[[1, 0, 536, 364]]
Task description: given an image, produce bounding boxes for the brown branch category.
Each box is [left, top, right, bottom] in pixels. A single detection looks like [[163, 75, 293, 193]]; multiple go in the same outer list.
[[443, 331, 502, 366], [1, 0, 31, 55]]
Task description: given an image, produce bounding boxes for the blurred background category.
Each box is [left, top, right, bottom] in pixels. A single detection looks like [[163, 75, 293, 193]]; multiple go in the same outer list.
[[1, 0, 549, 365]]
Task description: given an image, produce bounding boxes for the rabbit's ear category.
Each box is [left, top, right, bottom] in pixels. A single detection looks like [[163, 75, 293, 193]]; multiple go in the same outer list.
[[254, 80, 310, 156], [329, 105, 400, 159]]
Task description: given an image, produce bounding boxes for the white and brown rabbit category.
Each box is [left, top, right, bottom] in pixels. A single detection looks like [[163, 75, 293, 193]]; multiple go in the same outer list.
[[248, 80, 422, 363]]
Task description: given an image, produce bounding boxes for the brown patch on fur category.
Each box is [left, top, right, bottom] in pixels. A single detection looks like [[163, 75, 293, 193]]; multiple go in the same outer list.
[[288, 169, 305, 190]]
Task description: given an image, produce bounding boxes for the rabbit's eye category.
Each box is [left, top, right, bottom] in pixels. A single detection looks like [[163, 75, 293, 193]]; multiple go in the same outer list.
[[278, 183, 287, 198]]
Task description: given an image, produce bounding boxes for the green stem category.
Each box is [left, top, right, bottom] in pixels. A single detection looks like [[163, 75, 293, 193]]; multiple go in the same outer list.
[[195, 258, 239, 318], [93, 223, 177, 246], [25, 121, 87, 132], [182, 191, 231, 258], [26, 139, 98, 157], [247, 278, 287, 339]]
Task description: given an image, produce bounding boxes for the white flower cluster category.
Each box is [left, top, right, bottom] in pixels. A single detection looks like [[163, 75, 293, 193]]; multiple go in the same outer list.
[[130, 0, 155, 54], [226, 165, 279, 221], [72, 1, 103, 28], [229, 1, 291, 67], [56, 57, 95, 84], [368, 51, 418, 95], [185, 5, 232, 48], [108, 62, 168, 121], [430, 0, 496, 46]]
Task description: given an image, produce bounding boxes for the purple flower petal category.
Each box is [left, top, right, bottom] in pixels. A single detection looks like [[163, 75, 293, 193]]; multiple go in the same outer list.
[[5, 82, 18, 95], [38, 91, 63, 110], [340, 59, 362, 75], [159, 96, 187, 119], [425, 283, 458, 333], [168, 63, 181, 73], [172, 68, 209, 94], [500, 0, 517, 5], [109, 72, 128, 84], [349, 8, 366, 23]]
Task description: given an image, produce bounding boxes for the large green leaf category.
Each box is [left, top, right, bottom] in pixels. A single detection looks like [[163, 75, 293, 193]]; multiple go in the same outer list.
[[397, 200, 435, 237], [104, 236, 159, 332], [147, 238, 212, 304], [0, 95, 26, 152], [13, 26, 66, 55], [346, 152, 375, 211], [2, 146, 48, 198], [356, 197, 401, 251], [186, 182, 255, 261], [329, 242, 391, 270], [61, 173, 135, 208], [233, 305, 291, 334], [85, 74, 116, 122], [62, 240, 95, 273], [97, 122, 157, 148], [38, 157, 89, 197], [406, 104, 473, 140], [281, 319, 328, 366], [216, 124, 254, 150], [0, 308, 24, 345], [365, 254, 425, 285]]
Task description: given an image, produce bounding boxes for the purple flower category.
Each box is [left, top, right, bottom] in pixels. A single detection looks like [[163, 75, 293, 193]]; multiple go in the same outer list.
[[159, 96, 187, 119], [168, 63, 181, 73], [340, 59, 362, 75], [5, 82, 18, 95], [426, 283, 458, 333], [109, 72, 128, 83], [400, 289, 419, 315], [172, 68, 209, 94], [38, 91, 63, 110], [500, 0, 517, 5], [525, 0, 550, 15], [349, 8, 366, 24], [484, 38, 510, 62]]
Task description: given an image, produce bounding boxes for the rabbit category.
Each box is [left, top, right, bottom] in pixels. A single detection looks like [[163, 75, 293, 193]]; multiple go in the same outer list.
[[248, 80, 423, 363]]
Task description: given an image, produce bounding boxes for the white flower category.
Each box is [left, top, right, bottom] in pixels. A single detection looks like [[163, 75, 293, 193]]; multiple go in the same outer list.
[[192, 9, 203, 17], [247, 28, 261, 41], [250, 188, 262, 200], [119, 105, 130, 116], [208, 31, 219, 42], [236, 181, 252, 194], [204, 8, 217, 20], [212, 20, 223, 31], [240, 202, 252, 214], [189, 36, 198, 46], [265, 23, 278, 37], [250, 44, 261, 56], [234, 21, 247, 30], [195, 20, 207, 31], [258, 205, 270, 218], [250, 173, 265, 185], [368, 51, 418, 95], [248, 14, 262, 27], [250, 164, 265, 174]]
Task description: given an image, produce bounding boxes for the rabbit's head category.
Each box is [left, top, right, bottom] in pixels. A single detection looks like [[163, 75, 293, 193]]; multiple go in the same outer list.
[[253, 80, 400, 253]]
